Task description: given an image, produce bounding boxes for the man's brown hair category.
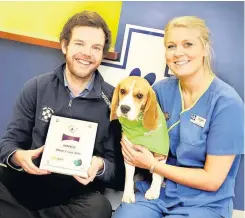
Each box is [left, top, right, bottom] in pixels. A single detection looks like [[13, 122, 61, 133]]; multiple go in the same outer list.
[[60, 11, 111, 54]]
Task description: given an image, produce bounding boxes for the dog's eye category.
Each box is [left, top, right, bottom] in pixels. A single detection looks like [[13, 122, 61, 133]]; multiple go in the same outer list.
[[120, 89, 126, 94], [136, 94, 143, 99]]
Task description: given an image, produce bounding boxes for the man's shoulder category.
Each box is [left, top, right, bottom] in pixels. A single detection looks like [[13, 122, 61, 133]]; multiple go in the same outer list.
[[24, 68, 59, 89], [100, 78, 115, 98], [33, 71, 56, 83], [21, 71, 53, 90]]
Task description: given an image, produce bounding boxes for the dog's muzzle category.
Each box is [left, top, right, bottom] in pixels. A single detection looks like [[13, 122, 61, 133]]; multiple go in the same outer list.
[[120, 105, 131, 114]]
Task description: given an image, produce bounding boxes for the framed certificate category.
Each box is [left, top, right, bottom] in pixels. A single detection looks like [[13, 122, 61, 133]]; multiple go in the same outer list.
[[40, 115, 98, 178]]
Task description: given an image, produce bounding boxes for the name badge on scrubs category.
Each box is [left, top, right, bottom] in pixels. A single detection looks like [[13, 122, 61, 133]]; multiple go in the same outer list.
[[190, 114, 206, 128]]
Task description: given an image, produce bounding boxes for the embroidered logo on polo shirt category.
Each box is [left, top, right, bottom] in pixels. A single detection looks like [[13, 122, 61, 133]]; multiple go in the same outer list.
[[190, 114, 206, 128], [39, 106, 54, 123]]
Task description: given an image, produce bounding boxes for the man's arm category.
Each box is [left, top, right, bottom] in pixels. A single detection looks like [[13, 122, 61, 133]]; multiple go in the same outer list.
[[96, 120, 125, 187], [0, 78, 37, 169]]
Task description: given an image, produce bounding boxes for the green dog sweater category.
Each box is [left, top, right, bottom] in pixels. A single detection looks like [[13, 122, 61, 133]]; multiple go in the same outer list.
[[119, 104, 169, 155]]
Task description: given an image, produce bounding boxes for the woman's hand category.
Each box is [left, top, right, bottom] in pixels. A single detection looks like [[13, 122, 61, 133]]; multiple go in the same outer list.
[[121, 138, 155, 170]]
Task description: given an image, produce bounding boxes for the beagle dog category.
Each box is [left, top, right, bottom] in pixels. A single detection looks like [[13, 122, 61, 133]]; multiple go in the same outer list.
[[110, 76, 169, 203]]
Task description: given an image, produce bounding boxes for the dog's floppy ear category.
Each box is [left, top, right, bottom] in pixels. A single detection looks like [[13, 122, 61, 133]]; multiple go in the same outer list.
[[142, 88, 158, 130], [110, 83, 120, 121]]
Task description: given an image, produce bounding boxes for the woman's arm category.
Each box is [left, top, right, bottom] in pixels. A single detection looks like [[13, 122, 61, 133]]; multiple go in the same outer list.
[[153, 154, 235, 191], [121, 139, 235, 192]]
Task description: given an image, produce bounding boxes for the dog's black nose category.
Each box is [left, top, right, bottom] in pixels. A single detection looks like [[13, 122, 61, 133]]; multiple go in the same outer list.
[[120, 105, 131, 114]]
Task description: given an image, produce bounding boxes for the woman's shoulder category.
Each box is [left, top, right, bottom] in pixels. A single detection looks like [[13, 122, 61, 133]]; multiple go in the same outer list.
[[210, 77, 243, 104], [153, 76, 178, 93]]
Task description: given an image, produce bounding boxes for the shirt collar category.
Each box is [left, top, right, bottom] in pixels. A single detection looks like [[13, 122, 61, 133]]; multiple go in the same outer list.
[[63, 68, 95, 97]]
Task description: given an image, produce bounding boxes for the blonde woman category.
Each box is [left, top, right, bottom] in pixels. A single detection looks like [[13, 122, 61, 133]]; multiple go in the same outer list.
[[113, 16, 244, 218]]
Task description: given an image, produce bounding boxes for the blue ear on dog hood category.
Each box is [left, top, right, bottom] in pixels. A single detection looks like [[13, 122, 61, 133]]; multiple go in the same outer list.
[[129, 68, 156, 86]]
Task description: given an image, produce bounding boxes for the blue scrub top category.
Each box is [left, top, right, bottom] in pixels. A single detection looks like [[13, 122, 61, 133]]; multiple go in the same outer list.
[[136, 76, 244, 218]]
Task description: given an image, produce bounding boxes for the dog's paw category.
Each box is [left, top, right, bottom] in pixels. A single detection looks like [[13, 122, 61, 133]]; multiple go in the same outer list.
[[122, 192, 135, 203], [145, 188, 160, 200]]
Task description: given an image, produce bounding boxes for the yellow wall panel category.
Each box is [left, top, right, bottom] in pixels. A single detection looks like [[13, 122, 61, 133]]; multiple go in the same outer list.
[[0, 1, 122, 51]]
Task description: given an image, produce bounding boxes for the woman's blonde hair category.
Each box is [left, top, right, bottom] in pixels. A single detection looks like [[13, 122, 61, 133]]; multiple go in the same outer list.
[[164, 16, 214, 74]]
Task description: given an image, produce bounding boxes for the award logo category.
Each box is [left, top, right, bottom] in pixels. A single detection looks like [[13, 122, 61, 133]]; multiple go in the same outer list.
[[61, 125, 80, 142]]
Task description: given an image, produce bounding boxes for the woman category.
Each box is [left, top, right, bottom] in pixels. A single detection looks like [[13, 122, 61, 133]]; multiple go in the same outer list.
[[112, 16, 244, 218]]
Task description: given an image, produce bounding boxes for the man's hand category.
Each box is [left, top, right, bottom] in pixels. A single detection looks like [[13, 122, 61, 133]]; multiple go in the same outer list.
[[11, 146, 50, 175], [73, 156, 104, 185]]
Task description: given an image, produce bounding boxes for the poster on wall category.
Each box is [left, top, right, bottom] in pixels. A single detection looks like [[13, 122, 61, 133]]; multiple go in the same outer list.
[[99, 24, 172, 87]]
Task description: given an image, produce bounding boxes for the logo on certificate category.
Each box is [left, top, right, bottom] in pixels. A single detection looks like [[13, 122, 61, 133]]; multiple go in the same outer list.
[[61, 125, 80, 142], [74, 159, 82, 166], [61, 134, 80, 142], [68, 125, 78, 134]]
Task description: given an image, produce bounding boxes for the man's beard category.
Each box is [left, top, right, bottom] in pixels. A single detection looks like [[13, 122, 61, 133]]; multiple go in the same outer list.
[[66, 57, 98, 80]]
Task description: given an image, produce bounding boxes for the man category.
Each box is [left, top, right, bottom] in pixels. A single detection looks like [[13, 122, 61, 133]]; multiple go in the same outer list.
[[0, 11, 122, 218]]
